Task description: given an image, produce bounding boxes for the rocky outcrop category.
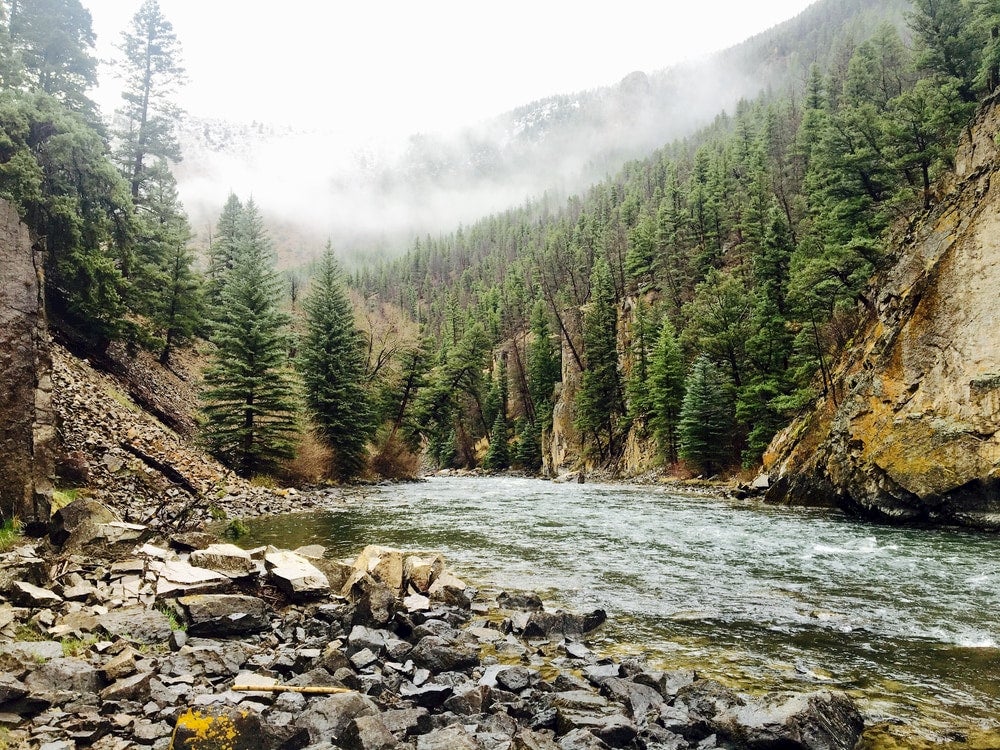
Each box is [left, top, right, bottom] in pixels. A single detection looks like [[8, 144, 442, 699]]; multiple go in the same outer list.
[[764, 95, 1000, 528], [0, 198, 55, 530]]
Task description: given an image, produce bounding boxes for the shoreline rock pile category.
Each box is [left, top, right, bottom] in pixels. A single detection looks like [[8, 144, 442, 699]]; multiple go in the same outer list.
[[0, 500, 864, 749]]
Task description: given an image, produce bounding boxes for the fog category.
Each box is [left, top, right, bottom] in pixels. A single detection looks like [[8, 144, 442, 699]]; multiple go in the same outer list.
[[173, 56, 775, 267], [84, 0, 823, 266]]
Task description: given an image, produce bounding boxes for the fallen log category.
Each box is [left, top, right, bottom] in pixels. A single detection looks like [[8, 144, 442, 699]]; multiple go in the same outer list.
[[231, 684, 355, 695]]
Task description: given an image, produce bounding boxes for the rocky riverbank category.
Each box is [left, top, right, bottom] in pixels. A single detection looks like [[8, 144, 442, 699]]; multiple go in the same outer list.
[[0, 497, 865, 750]]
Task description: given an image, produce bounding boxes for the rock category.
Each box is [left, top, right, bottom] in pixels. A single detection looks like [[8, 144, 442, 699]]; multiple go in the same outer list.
[[398, 680, 453, 709], [416, 724, 481, 750], [345, 574, 396, 627], [498, 591, 545, 611], [10, 581, 62, 607], [295, 692, 379, 743], [100, 606, 173, 644], [99, 671, 153, 702], [0, 673, 29, 703], [409, 635, 479, 673], [153, 560, 233, 598], [169, 532, 219, 552], [403, 593, 431, 612], [523, 609, 607, 638], [189, 544, 256, 578], [719, 691, 864, 750], [514, 728, 561, 750], [403, 553, 445, 593], [763, 99, 1000, 529], [179, 594, 271, 636], [340, 714, 399, 750], [100, 648, 138, 681], [24, 657, 100, 695], [353, 546, 405, 593], [0, 552, 48, 591], [170, 706, 265, 750], [598, 677, 664, 722], [0, 640, 64, 664], [496, 665, 538, 692], [264, 548, 330, 601], [557, 728, 611, 749], [427, 571, 470, 608], [0, 197, 55, 529], [379, 707, 432, 737], [48, 498, 118, 546]]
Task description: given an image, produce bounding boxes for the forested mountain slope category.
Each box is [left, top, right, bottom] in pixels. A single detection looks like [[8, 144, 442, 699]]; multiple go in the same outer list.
[[764, 94, 1000, 528], [354, 0, 994, 484]]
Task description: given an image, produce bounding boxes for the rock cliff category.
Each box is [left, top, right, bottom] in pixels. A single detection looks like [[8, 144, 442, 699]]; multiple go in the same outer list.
[[0, 198, 55, 529], [764, 95, 1000, 528]]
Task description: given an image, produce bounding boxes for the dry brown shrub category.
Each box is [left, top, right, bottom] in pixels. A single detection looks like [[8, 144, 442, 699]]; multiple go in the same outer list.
[[369, 433, 421, 480], [282, 430, 334, 485]]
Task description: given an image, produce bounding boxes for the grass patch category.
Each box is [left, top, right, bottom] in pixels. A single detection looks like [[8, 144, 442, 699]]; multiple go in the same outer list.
[[156, 603, 186, 631], [61, 636, 98, 657], [13, 623, 46, 642], [50, 488, 80, 511], [208, 505, 227, 521], [0, 518, 22, 552]]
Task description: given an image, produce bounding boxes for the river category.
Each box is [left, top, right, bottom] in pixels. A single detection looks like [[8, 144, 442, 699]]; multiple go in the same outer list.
[[240, 475, 1000, 741]]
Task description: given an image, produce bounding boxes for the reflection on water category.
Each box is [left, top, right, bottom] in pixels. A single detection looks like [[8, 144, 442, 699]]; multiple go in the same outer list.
[[241, 476, 1000, 738]]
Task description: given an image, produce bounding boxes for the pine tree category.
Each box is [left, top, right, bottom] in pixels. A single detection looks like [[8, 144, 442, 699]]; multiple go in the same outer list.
[[575, 257, 623, 460], [648, 317, 686, 463], [201, 200, 298, 477], [677, 356, 735, 476], [6, 0, 98, 114], [206, 193, 243, 309], [482, 413, 510, 472], [299, 247, 374, 482], [114, 0, 186, 202], [527, 300, 560, 423]]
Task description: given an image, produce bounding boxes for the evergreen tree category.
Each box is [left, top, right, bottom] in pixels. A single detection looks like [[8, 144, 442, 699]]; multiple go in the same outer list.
[[299, 247, 374, 482], [6, 0, 98, 114], [625, 297, 657, 430], [648, 317, 686, 463], [513, 418, 543, 473], [206, 192, 243, 309], [482, 413, 510, 472], [526, 300, 560, 423], [201, 200, 298, 477], [575, 257, 623, 460], [677, 356, 735, 476], [114, 0, 186, 202]]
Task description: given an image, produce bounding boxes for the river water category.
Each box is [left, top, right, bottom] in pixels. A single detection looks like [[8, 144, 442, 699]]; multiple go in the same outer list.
[[241, 475, 1000, 740]]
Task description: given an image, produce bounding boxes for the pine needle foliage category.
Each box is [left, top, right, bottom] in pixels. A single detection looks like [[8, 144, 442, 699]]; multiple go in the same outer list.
[[201, 201, 298, 478], [299, 248, 374, 482]]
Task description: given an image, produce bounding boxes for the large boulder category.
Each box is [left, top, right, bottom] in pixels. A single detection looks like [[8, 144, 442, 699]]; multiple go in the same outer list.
[[264, 548, 330, 601], [294, 692, 380, 743], [189, 544, 256, 578], [48, 498, 119, 547], [170, 706, 267, 750], [179, 594, 272, 636]]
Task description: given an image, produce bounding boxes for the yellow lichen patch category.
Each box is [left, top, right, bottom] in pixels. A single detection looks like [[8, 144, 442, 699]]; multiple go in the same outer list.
[[168, 708, 251, 750]]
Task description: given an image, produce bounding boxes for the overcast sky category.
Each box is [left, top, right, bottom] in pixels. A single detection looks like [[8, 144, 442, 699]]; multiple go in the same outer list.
[[84, 0, 817, 142]]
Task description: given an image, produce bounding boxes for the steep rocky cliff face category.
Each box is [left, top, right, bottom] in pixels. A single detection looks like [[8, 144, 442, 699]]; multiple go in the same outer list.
[[0, 198, 55, 529], [764, 96, 1000, 528]]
